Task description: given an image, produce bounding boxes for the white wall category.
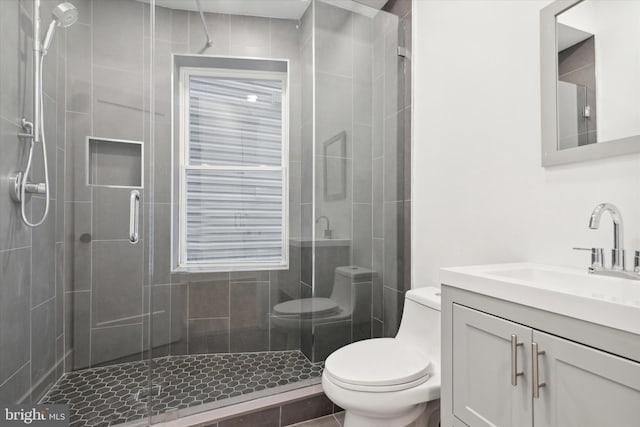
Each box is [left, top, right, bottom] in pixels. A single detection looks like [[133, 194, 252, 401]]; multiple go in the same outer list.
[[412, 0, 640, 287]]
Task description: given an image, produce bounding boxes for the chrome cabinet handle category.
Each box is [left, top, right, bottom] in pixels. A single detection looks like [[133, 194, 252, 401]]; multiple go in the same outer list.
[[532, 342, 546, 398], [510, 334, 524, 386], [129, 190, 140, 244]]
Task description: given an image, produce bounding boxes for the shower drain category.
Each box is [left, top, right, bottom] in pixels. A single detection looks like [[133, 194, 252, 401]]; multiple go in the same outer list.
[[135, 384, 162, 400]]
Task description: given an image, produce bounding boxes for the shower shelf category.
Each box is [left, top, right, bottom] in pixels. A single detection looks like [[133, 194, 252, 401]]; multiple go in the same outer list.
[[86, 136, 144, 189]]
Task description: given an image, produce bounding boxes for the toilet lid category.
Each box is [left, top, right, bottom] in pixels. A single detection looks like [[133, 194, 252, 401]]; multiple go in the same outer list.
[[273, 298, 340, 317], [324, 338, 431, 387]]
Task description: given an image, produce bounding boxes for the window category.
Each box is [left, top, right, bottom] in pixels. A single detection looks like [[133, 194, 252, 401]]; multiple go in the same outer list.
[[175, 62, 288, 272]]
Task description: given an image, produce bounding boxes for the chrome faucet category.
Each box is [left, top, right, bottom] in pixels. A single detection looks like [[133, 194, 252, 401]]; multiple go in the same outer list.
[[316, 216, 332, 239], [589, 203, 624, 270], [575, 203, 640, 280]]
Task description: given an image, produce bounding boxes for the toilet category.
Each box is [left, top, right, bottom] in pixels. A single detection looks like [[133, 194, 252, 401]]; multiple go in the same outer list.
[[322, 287, 441, 427], [271, 266, 375, 329]]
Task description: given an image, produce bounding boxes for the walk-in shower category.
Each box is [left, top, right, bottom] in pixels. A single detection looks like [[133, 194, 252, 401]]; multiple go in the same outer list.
[[0, 0, 410, 425]]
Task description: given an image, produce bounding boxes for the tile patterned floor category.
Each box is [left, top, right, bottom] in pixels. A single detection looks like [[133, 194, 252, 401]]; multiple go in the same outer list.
[[41, 351, 323, 427]]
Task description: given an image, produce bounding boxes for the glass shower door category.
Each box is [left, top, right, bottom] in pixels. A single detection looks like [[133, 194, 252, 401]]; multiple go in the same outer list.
[[308, 0, 407, 361], [145, 0, 319, 422], [30, 0, 157, 426]]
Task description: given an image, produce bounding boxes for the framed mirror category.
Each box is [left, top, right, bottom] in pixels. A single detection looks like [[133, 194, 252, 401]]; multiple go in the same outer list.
[[540, 0, 640, 166], [323, 131, 347, 201]]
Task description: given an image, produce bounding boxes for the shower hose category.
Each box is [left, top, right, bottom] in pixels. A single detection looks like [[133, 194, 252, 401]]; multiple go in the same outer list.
[[21, 52, 50, 228]]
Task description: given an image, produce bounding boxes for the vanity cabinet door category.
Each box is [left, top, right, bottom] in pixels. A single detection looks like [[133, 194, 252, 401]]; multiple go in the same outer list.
[[452, 304, 533, 427], [532, 330, 640, 427]]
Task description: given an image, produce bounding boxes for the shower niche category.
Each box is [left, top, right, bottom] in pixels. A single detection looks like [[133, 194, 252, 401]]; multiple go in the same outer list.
[[87, 137, 144, 188]]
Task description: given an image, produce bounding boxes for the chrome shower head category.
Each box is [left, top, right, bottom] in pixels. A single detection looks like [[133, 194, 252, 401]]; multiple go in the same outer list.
[[42, 2, 77, 55], [52, 2, 78, 27]]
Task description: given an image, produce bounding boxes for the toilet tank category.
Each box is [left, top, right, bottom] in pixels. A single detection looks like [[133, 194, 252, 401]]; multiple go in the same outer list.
[[395, 287, 441, 366], [331, 266, 375, 309]]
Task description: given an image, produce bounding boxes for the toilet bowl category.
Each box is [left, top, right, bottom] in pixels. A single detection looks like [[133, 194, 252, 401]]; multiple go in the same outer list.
[[322, 287, 441, 427], [271, 266, 375, 329]]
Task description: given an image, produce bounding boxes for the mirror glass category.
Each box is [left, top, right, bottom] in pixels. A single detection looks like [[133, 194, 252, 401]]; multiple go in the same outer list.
[[323, 131, 347, 201], [555, 0, 640, 150]]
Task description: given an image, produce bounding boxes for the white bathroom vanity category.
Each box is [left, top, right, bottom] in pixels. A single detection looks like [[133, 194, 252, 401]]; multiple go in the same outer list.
[[440, 263, 640, 427]]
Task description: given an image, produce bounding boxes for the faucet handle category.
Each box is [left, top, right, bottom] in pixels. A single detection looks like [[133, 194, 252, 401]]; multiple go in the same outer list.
[[573, 247, 604, 270]]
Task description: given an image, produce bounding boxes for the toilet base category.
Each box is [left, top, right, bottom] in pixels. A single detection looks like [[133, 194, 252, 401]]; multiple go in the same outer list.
[[343, 402, 426, 427]]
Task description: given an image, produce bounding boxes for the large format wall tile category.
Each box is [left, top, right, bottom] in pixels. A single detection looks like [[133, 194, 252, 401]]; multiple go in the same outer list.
[[353, 125, 373, 204], [56, 149, 65, 243], [31, 197, 56, 307], [383, 286, 404, 338], [0, 362, 30, 405], [65, 112, 92, 202], [188, 318, 230, 354], [316, 73, 352, 155], [31, 299, 56, 400], [0, 117, 30, 251], [65, 291, 90, 370], [230, 281, 269, 352], [170, 283, 188, 355], [188, 11, 229, 55], [315, 1, 353, 78], [0, 247, 31, 384], [55, 242, 64, 338], [143, 284, 171, 357], [64, 201, 91, 291], [92, 0, 143, 72], [91, 324, 143, 366], [383, 201, 402, 291], [271, 18, 300, 60], [66, 24, 91, 114], [92, 241, 143, 328], [146, 203, 171, 285], [352, 203, 372, 269], [0, 0, 20, 122], [92, 187, 137, 241], [229, 15, 270, 57], [188, 279, 229, 319], [92, 66, 143, 141]]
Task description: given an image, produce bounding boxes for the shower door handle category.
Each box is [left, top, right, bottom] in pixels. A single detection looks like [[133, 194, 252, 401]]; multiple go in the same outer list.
[[129, 190, 140, 244]]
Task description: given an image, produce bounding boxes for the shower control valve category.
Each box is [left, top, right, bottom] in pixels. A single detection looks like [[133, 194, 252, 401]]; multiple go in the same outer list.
[[9, 172, 46, 202]]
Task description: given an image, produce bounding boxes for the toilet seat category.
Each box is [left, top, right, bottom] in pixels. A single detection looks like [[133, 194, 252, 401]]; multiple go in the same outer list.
[[272, 298, 341, 318], [324, 338, 432, 392]]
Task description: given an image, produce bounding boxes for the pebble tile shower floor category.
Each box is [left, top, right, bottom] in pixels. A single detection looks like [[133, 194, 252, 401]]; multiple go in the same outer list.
[[41, 351, 324, 427]]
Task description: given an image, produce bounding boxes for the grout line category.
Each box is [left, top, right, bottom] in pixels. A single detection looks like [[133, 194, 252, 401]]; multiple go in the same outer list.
[[0, 245, 32, 254], [31, 294, 56, 311], [0, 361, 30, 389]]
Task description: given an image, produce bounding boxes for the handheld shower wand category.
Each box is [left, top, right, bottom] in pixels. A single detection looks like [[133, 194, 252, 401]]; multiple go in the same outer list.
[[11, 1, 77, 228]]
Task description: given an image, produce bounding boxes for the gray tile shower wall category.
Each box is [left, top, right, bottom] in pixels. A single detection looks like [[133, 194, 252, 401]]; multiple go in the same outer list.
[[154, 5, 306, 358], [377, 0, 412, 337], [0, 0, 66, 404]]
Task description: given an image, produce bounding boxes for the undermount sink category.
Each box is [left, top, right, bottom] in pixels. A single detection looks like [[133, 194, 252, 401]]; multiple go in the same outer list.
[[440, 263, 640, 335]]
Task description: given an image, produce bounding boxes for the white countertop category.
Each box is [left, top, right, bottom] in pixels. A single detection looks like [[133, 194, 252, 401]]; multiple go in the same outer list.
[[440, 262, 640, 336]]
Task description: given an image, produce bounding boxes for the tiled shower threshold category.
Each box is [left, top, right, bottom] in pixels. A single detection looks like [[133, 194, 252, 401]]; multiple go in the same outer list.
[[41, 351, 324, 427]]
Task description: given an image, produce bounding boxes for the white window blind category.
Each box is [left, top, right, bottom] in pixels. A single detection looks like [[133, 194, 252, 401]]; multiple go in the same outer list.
[[178, 67, 288, 271]]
